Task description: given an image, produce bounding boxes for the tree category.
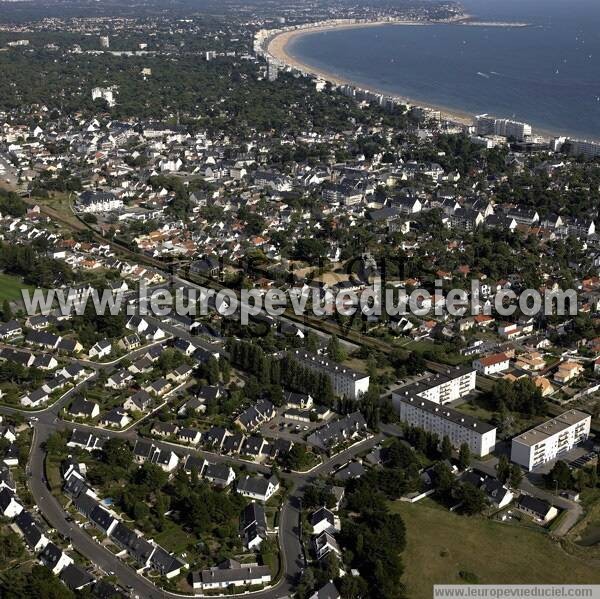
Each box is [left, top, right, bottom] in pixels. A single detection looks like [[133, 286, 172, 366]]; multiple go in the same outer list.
[[44, 431, 68, 456], [1, 565, 74, 599], [338, 574, 369, 599], [459, 482, 488, 515], [134, 462, 168, 490], [433, 461, 455, 499], [219, 358, 231, 384], [0, 299, 12, 322], [440, 435, 453, 461], [575, 468, 588, 492], [546, 460, 572, 491], [0, 531, 23, 567], [295, 568, 316, 599], [327, 334, 346, 362], [205, 356, 221, 384], [509, 464, 523, 489], [458, 443, 471, 471], [496, 455, 510, 484], [102, 438, 133, 470]]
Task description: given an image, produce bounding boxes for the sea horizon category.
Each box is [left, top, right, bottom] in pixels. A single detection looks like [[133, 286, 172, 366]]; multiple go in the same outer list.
[[278, 0, 600, 142]]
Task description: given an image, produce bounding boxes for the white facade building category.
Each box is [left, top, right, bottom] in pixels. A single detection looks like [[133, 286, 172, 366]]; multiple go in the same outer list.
[[290, 350, 369, 400], [472, 353, 510, 376], [567, 139, 600, 159], [77, 190, 123, 214], [511, 410, 591, 470], [475, 114, 532, 141], [91, 87, 116, 108], [194, 563, 271, 591], [395, 394, 497, 457], [407, 367, 476, 405]]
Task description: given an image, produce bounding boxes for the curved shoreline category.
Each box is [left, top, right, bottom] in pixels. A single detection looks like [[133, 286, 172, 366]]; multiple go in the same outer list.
[[265, 20, 492, 129], [267, 22, 477, 128], [263, 19, 574, 140]]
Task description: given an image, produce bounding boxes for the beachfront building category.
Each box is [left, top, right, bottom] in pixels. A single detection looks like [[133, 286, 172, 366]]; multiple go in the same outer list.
[[567, 139, 600, 159], [475, 114, 532, 141]]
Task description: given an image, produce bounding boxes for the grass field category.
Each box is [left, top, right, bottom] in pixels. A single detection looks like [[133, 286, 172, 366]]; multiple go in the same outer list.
[[0, 272, 32, 303], [154, 521, 196, 554], [392, 501, 600, 599]]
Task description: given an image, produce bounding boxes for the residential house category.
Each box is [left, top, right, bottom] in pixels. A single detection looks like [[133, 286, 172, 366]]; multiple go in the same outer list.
[[516, 495, 558, 523], [100, 409, 131, 429], [307, 412, 368, 452], [151, 422, 179, 438], [473, 353, 510, 375], [68, 398, 100, 419], [192, 559, 271, 591], [236, 475, 280, 502], [123, 390, 153, 413], [554, 361, 584, 384], [14, 510, 49, 553], [314, 531, 341, 560], [166, 364, 194, 384], [309, 582, 341, 599], [89, 340, 112, 360], [235, 399, 276, 432], [204, 463, 236, 488], [39, 542, 74, 575], [177, 428, 202, 445], [20, 388, 49, 408], [0, 320, 22, 340], [310, 507, 340, 536], [240, 502, 267, 550], [60, 564, 95, 591], [0, 488, 23, 518]]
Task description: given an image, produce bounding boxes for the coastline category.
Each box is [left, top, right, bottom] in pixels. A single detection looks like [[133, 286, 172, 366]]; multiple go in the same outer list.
[[264, 19, 573, 140], [266, 20, 484, 129]]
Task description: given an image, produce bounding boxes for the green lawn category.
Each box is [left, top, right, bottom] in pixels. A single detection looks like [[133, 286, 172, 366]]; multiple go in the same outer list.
[[154, 521, 196, 554], [0, 272, 34, 303], [392, 501, 600, 599]]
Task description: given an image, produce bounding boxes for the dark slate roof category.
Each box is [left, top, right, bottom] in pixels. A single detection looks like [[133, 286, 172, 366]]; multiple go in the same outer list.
[[90, 504, 116, 531], [60, 563, 95, 590], [14, 510, 45, 548], [517, 495, 554, 518], [149, 546, 184, 575], [73, 493, 98, 518]]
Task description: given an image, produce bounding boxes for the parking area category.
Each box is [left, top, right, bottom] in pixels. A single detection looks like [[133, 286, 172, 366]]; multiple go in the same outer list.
[[529, 443, 596, 475], [385, 372, 433, 393], [260, 409, 335, 443]]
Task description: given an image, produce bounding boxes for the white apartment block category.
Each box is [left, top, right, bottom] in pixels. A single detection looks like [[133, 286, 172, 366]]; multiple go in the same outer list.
[[475, 114, 532, 141], [407, 367, 476, 405], [394, 393, 497, 457], [511, 409, 591, 470], [91, 87, 116, 108], [567, 139, 600, 159], [290, 350, 369, 400]]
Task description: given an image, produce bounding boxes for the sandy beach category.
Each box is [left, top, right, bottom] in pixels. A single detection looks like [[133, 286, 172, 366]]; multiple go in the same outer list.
[[263, 19, 587, 141], [265, 19, 518, 131]]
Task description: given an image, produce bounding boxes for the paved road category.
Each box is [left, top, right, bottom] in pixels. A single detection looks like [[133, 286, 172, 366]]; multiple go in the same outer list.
[[5, 383, 375, 599], [471, 452, 582, 537], [23, 418, 303, 598]]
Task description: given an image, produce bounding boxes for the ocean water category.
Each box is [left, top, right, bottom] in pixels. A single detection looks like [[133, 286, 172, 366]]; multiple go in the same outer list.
[[287, 0, 600, 139]]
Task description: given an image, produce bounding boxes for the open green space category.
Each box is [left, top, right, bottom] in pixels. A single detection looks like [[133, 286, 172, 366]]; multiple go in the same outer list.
[[0, 272, 33, 303], [392, 501, 600, 599]]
